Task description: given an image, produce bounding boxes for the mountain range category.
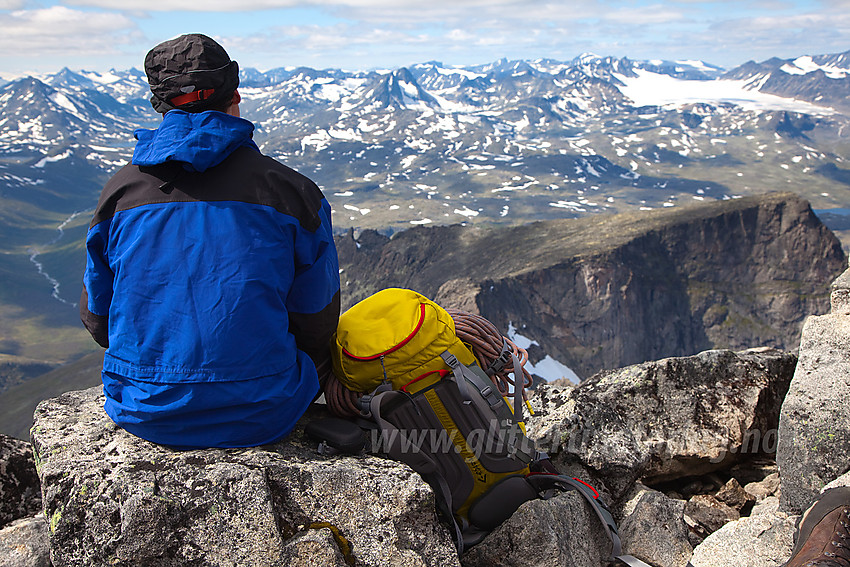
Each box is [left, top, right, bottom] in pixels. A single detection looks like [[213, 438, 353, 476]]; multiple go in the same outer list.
[[2, 49, 850, 390]]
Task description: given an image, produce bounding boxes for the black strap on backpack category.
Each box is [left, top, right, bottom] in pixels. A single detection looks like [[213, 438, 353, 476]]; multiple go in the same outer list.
[[526, 471, 695, 567]]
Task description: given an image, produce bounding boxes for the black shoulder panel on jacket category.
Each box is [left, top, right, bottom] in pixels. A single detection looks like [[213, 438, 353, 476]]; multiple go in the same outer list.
[[91, 148, 325, 232]]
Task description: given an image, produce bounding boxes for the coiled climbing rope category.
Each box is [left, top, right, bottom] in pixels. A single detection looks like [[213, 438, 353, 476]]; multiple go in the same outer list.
[[323, 364, 363, 418], [322, 309, 532, 418], [446, 309, 533, 403]]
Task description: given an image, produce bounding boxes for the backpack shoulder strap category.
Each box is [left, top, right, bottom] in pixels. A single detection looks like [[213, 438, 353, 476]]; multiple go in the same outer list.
[[368, 388, 467, 555]]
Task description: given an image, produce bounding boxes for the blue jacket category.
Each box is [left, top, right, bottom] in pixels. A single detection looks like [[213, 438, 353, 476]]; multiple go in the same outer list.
[[81, 110, 340, 449]]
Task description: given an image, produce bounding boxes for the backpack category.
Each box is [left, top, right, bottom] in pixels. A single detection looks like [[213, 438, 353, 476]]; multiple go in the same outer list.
[[325, 288, 654, 566]]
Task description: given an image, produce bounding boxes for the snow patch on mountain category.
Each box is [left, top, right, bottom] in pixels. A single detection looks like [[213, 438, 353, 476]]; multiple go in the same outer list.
[[49, 91, 81, 115], [781, 56, 849, 79], [671, 60, 720, 73], [436, 67, 485, 80], [526, 355, 580, 384], [34, 149, 72, 168], [615, 69, 836, 114], [508, 322, 579, 383], [80, 70, 123, 85]]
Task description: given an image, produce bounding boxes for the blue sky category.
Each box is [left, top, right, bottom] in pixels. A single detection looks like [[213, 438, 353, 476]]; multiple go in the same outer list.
[[1, 0, 848, 75]]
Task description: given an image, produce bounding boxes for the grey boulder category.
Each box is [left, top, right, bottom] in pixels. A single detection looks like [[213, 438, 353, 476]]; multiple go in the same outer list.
[[529, 348, 796, 498], [0, 515, 51, 567], [30, 388, 459, 567], [689, 498, 796, 567], [778, 268, 850, 513]]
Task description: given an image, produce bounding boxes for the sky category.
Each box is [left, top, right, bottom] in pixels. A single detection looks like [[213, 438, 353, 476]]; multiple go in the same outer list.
[[1, 0, 849, 76]]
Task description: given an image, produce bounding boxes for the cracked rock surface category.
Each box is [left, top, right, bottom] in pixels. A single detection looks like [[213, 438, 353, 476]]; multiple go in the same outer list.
[[0, 434, 41, 530], [30, 389, 459, 567]]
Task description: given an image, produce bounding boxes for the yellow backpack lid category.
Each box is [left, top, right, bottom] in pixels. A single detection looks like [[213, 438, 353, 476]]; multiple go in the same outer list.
[[331, 288, 477, 393]]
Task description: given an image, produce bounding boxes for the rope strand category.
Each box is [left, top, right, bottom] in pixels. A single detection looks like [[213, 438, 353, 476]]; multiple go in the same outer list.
[[448, 309, 533, 403]]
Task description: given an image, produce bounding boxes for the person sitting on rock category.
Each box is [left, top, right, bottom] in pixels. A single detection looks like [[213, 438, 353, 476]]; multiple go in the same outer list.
[[80, 33, 340, 449], [783, 487, 850, 567]]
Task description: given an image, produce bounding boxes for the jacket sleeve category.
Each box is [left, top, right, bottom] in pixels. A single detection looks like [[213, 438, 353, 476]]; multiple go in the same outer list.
[[80, 221, 113, 349], [287, 198, 341, 369]]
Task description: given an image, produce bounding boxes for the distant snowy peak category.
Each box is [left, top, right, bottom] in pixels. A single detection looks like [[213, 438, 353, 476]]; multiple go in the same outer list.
[[815, 50, 850, 71], [568, 54, 635, 81], [3, 48, 849, 154], [0, 74, 154, 153], [634, 59, 724, 80], [44, 68, 96, 89], [41, 68, 150, 109], [562, 54, 723, 84], [527, 58, 574, 75], [573, 52, 604, 65], [0, 78, 89, 144], [370, 67, 439, 110], [726, 50, 850, 79], [724, 49, 850, 111]]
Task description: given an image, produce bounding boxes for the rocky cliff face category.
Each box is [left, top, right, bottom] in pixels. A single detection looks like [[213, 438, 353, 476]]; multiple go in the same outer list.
[[9, 274, 850, 567], [17, 347, 798, 567], [336, 192, 846, 378], [778, 268, 850, 513], [686, 267, 850, 567], [2, 197, 849, 566], [0, 435, 41, 527]]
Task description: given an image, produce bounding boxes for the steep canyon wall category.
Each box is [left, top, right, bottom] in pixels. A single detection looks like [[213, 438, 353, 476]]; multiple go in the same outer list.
[[336, 193, 846, 378]]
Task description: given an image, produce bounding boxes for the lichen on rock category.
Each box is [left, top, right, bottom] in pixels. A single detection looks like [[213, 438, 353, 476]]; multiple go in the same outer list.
[[30, 391, 459, 567]]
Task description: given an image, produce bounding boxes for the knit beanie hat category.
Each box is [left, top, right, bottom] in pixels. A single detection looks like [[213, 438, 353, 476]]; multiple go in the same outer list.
[[144, 33, 239, 114]]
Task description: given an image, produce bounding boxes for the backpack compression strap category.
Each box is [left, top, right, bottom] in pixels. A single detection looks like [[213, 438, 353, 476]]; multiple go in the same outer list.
[[527, 474, 674, 567], [443, 347, 525, 425], [440, 351, 535, 463]]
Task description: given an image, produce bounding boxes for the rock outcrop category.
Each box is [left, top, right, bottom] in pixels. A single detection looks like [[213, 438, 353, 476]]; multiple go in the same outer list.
[[0, 515, 51, 567], [461, 492, 610, 567], [336, 192, 845, 378], [0, 434, 46, 567], [13, 268, 850, 567], [778, 268, 850, 512], [685, 266, 850, 565], [689, 498, 796, 567], [528, 348, 796, 499], [617, 485, 694, 566], [24, 345, 794, 567], [30, 392, 460, 567]]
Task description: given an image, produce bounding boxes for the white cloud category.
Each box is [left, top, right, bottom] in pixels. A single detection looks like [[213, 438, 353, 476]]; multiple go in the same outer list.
[[3, 1, 848, 74], [65, 0, 296, 9], [698, 10, 850, 59], [0, 6, 140, 55], [66, 0, 523, 10], [224, 16, 550, 70], [602, 4, 686, 25], [225, 23, 427, 55], [63, 0, 600, 25]]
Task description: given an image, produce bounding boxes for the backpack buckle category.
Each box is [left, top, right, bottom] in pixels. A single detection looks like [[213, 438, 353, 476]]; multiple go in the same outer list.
[[487, 341, 512, 376], [358, 394, 373, 416], [442, 352, 460, 368]]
